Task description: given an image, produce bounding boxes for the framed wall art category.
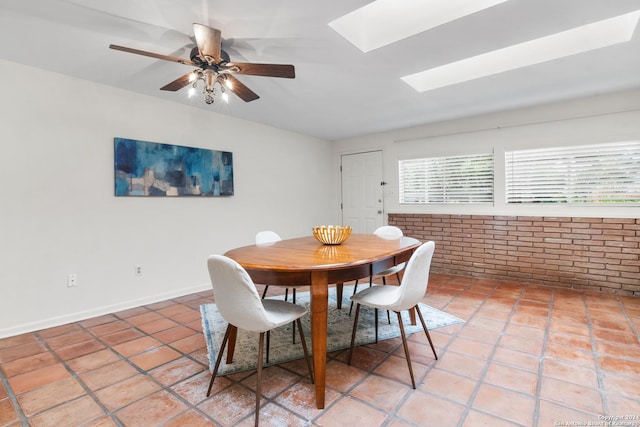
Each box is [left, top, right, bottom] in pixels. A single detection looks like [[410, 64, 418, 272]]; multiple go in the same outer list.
[[114, 137, 233, 197]]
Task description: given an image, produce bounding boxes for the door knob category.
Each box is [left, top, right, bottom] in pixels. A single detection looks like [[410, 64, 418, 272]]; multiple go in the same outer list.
[[377, 210, 383, 214]]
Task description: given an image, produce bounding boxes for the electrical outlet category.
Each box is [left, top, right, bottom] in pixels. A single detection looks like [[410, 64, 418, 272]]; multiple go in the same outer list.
[[135, 265, 143, 277], [67, 273, 77, 287]]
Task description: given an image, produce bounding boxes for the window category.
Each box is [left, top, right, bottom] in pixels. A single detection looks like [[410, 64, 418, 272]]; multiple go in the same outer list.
[[399, 153, 494, 203], [505, 141, 640, 204]]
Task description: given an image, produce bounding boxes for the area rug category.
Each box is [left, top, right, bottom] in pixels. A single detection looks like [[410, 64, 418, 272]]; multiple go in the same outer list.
[[200, 285, 464, 375]]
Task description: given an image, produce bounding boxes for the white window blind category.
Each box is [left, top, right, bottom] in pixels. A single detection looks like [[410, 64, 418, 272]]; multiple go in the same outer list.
[[399, 153, 494, 203], [505, 141, 640, 204]]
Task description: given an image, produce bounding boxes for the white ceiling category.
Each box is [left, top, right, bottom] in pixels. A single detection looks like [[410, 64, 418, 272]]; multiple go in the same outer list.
[[2, 0, 640, 141]]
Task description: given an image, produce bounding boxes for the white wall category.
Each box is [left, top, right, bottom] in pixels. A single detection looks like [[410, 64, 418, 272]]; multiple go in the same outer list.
[[332, 88, 640, 220], [0, 59, 336, 338]]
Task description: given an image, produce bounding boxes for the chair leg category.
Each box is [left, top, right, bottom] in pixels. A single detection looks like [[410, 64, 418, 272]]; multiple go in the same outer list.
[[348, 279, 360, 316], [374, 308, 379, 343], [265, 330, 271, 363], [261, 285, 269, 299], [381, 277, 391, 324], [207, 324, 231, 396], [396, 311, 417, 389], [285, 288, 289, 301], [296, 318, 314, 383], [255, 332, 265, 427], [415, 304, 438, 360], [348, 303, 361, 365], [292, 289, 297, 344]]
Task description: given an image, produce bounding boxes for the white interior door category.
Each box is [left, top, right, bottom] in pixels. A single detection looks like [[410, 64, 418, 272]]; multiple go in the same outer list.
[[341, 151, 384, 233]]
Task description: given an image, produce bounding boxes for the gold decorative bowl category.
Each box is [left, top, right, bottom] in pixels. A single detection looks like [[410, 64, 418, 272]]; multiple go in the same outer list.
[[312, 225, 352, 245]]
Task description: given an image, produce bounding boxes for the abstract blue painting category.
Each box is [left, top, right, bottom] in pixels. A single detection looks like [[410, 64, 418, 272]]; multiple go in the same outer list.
[[114, 138, 233, 197]]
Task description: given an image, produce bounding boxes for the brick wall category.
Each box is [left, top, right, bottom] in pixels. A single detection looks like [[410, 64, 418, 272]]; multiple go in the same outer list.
[[389, 214, 640, 296]]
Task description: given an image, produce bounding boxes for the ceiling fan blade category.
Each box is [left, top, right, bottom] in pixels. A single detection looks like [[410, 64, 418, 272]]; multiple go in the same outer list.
[[193, 23, 221, 63], [225, 62, 295, 78], [220, 75, 259, 102], [109, 44, 194, 66], [160, 72, 194, 91]]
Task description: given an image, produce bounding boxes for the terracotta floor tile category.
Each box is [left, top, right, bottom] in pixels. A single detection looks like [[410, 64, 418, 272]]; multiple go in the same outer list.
[[8, 363, 70, 394], [37, 323, 82, 339], [397, 390, 465, 426], [596, 341, 640, 361], [54, 339, 105, 361], [319, 360, 365, 393], [28, 395, 104, 427], [0, 351, 58, 377], [539, 376, 604, 415], [153, 325, 197, 344], [542, 358, 598, 388], [157, 304, 191, 317], [94, 375, 160, 411], [136, 318, 178, 334], [419, 368, 476, 405], [65, 349, 120, 373], [43, 330, 93, 349], [240, 365, 306, 399], [274, 381, 340, 420], [351, 375, 410, 412], [343, 345, 386, 371], [447, 336, 494, 360], [148, 356, 206, 387], [548, 318, 591, 337], [79, 360, 138, 391], [0, 333, 38, 350], [0, 398, 18, 426], [126, 311, 163, 326], [601, 371, 640, 401], [171, 370, 228, 406], [197, 384, 257, 426], [593, 328, 640, 346], [316, 393, 388, 427], [462, 409, 521, 427], [88, 320, 130, 337], [129, 346, 181, 371], [0, 342, 47, 364], [162, 409, 219, 427], [112, 336, 162, 357], [499, 334, 544, 355], [457, 324, 502, 344], [17, 377, 85, 416], [115, 390, 187, 427], [436, 351, 487, 379], [78, 314, 119, 329], [537, 399, 598, 427], [483, 363, 538, 395], [237, 402, 309, 427], [599, 357, 640, 376], [374, 354, 428, 386], [169, 333, 205, 354], [170, 308, 203, 324], [114, 306, 150, 319], [100, 328, 145, 346], [606, 393, 640, 417], [83, 415, 119, 427], [547, 330, 593, 351], [472, 383, 536, 426], [504, 323, 546, 341], [545, 343, 595, 368], [491, 347, 541, 373], [0, 382, 7, 400]]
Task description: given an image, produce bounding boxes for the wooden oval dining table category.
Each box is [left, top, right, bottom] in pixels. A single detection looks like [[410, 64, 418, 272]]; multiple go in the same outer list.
[[224, 233, 422, 409]]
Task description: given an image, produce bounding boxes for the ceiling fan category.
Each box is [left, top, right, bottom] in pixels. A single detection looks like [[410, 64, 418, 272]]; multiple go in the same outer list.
[[109, 23, 295, 104]]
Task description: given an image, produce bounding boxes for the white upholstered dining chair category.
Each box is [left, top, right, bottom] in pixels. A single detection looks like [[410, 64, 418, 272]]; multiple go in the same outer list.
[[255, 230, 307, 343], [206, 255, 314, 427], [347, 241, 437, 389], [348, 225, 406, 319]]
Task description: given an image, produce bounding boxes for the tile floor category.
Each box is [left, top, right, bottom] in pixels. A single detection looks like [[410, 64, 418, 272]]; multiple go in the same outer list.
[[1, 274, 639, 426]]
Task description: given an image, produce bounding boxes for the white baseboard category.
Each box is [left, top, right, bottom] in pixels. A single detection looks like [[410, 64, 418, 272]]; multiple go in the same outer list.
[[0, 283, 212, 339]]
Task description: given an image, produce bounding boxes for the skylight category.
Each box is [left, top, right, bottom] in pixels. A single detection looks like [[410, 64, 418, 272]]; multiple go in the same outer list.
[[401, 9, 640, 93], [328, 0, 508, 53]]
